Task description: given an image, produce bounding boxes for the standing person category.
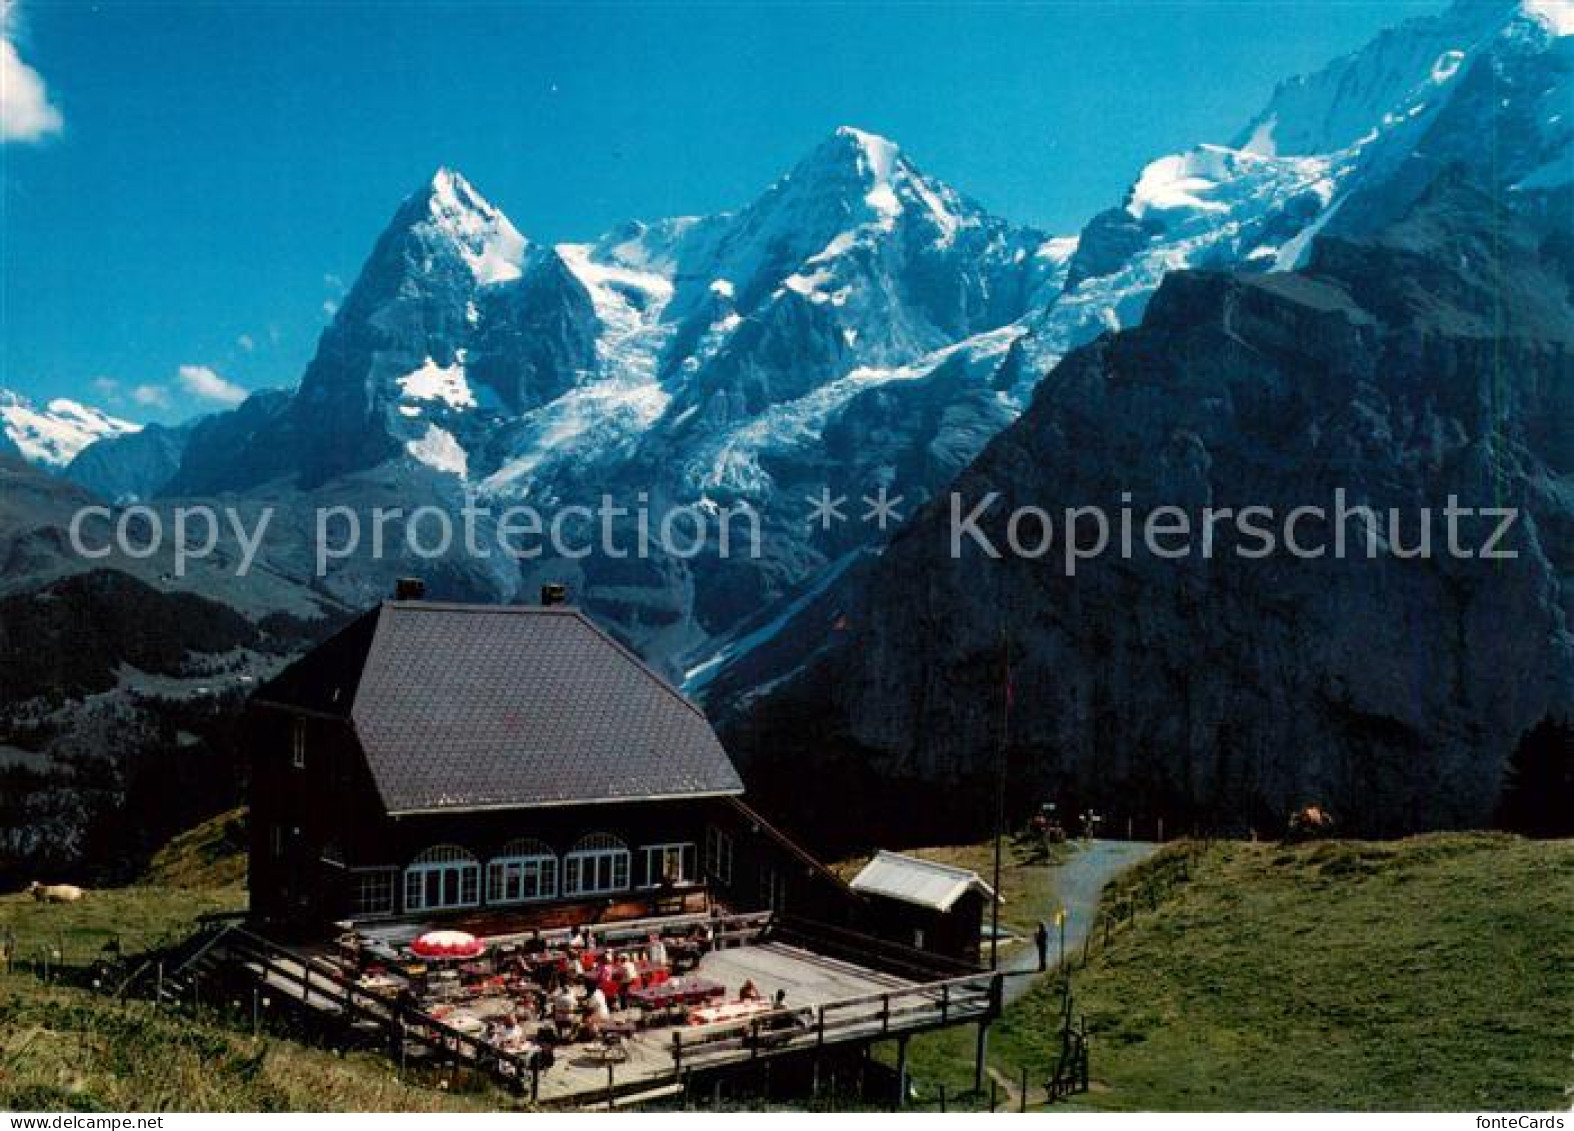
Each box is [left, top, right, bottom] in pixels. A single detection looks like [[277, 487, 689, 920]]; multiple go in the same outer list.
[[1034, 921, 1050, 972]]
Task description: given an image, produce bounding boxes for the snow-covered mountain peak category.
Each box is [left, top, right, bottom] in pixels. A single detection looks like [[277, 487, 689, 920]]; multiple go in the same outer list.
[[779, 126, 979, 242], [811, 126, 902, 197], [1233, 0, 1559, 159], [796, 125, 901, 178], [0, 388, 140, 469], [417, 166, 529, 285]]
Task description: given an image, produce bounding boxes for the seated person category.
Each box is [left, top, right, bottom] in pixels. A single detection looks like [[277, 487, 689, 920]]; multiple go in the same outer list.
[[523, 930, 545, 955], [738, 978, 761, 1002], [552, 986, 578, 1029], [597, 973, 620, 1003], [646, 933, 668, 968], [619, 955, 641, 986], [582, 986, 612, 1037], [498, 1013, 525, 1048]]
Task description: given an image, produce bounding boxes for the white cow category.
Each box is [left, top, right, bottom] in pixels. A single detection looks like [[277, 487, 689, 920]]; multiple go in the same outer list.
[[26, 882, 85, 903]]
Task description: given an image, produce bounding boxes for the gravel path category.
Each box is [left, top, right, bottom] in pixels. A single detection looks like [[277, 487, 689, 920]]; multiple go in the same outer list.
[[999, 839, 1159, 1005]]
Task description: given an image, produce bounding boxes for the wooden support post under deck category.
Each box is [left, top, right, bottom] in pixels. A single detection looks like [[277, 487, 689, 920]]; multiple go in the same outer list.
[[974, 1021, 989, 1095], [895, 1034, 910, 1110]]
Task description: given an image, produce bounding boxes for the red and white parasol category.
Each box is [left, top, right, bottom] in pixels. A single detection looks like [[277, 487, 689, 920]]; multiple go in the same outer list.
[[410, 930, 486, 959]]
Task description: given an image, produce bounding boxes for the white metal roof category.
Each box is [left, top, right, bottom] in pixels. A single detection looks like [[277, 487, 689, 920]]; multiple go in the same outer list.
[[849, 850, 998, 913]]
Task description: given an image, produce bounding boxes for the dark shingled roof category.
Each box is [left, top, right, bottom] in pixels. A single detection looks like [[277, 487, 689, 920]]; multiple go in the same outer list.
[[255, 602, 743, 815]]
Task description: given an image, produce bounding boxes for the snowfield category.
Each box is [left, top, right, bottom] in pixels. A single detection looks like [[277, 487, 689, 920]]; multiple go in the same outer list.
[[0, 390, 140, 469]]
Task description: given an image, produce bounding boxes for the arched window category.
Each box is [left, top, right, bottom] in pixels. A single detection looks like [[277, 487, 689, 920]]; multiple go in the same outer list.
[[486, 839, 558, 905], [404, 844, 480, 913], [562, 833, 630, 897]]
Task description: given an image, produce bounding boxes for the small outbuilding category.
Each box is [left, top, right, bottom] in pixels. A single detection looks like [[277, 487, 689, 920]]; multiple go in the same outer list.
[[849, 850, 996, 964]]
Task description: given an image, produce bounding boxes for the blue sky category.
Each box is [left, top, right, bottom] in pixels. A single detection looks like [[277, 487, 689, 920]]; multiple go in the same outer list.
[[1, 0, 1446, 422]]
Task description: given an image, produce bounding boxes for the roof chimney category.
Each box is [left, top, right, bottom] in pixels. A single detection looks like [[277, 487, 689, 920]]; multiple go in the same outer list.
[[394, 577, 427, 601], [540, 582, 568, 607]]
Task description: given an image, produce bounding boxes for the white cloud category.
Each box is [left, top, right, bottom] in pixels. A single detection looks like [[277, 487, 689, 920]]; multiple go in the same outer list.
[[131, 384, 170, 409], [323, 299, 340, 317], [177, 364, 247, 405], [1, 3, 63, 144], [236, 333, 255, 353], [92, 376, 123, 405]]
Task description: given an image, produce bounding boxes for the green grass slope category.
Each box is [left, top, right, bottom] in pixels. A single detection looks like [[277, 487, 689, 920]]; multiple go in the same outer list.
[[999, 834, 1574, 1111], [0, 818, 521, 1112]]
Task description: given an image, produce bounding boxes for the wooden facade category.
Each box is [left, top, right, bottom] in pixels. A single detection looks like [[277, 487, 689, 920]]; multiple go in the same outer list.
[[245, 595, 984, 971], [850, 886, 989, 965], [247, 702, 853, 934], [244, 597, 857, 935]]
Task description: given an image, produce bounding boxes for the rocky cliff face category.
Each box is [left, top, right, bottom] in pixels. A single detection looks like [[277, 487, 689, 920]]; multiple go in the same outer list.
[[63, 420, 193, 502], [725, 177, 1574, 844]]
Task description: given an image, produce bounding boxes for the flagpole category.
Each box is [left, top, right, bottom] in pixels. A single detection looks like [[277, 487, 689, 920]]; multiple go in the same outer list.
[[990, 631, 1010, 970]]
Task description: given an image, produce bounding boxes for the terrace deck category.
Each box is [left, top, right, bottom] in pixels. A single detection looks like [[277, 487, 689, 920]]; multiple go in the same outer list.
[[203, 915, 1000, 1109], [537, 938, 961, 1105]]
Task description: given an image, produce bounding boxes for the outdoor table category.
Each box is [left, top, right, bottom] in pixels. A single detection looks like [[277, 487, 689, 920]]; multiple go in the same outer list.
[[443, 1009, 487, 1035], [466, 993, 514, 1018], [628, 975, 724, 1011], [578, 958, 655, 987], [498, 1038, 538, 1061], [583, 1038, 630, 1065], [356, 973, 403, 997], [687, 999, 775, 1027]]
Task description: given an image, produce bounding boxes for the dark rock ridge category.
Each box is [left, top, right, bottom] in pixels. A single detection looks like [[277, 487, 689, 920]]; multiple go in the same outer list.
[[724, 176, 1574, 845], [64, 420, 195, 502]]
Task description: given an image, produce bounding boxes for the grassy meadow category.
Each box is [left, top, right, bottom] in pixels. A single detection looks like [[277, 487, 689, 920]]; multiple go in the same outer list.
[[884, 833, 1574, 1112], [2, 816, 1569, 1111], [0, 815, 521, 1112]]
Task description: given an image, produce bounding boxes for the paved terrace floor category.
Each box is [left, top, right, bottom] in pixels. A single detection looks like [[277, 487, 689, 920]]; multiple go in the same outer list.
[[534, 939, 921, 1106]]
